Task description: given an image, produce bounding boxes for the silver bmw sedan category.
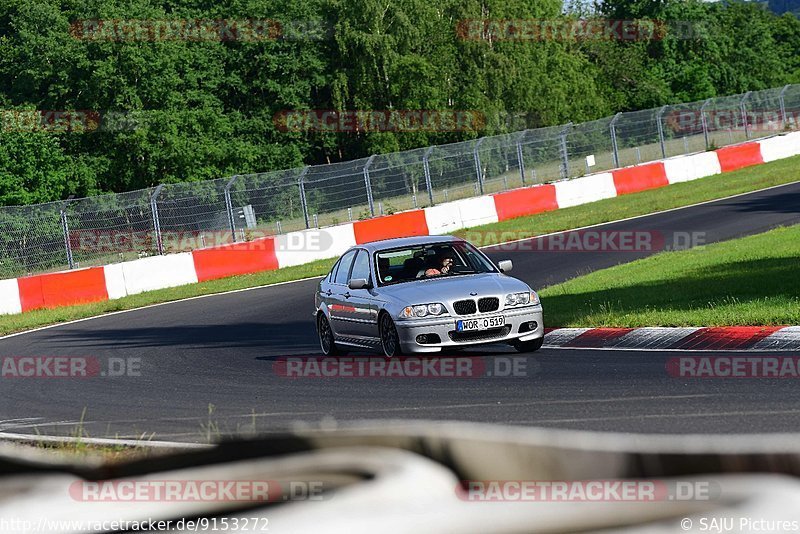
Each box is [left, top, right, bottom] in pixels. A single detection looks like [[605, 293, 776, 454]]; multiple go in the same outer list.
[[314, 235, 544, 357]]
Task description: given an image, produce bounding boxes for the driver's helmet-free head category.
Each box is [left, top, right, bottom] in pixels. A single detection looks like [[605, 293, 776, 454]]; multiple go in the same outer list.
[[427, 249, 454, 272]]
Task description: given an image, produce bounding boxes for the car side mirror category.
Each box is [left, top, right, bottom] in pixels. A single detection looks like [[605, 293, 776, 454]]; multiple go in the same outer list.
[[497, 260, 513, 273], [348, 278, 370, 290]]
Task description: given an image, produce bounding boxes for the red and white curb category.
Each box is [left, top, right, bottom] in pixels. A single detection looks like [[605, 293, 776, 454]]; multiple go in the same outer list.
[[543, 326, 800, 351]]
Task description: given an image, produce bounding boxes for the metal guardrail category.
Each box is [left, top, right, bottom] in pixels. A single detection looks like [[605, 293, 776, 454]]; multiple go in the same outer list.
[[1, 84, 799, 279]]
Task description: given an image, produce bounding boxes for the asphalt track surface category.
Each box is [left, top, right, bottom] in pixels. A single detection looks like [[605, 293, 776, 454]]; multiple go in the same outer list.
[[1, 182, 799, 442]]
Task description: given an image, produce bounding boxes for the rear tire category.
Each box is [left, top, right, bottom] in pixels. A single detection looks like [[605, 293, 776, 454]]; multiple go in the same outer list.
[[379, 313, 403, 358], [317, 313, 341, 356], [513, 336, 544, 353]]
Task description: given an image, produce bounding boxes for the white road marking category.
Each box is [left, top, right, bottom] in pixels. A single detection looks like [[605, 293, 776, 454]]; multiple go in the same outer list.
[[527, 409, 800, 425]]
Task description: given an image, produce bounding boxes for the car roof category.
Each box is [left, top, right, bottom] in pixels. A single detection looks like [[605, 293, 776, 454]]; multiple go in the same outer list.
[[355, 235, 461, 253]]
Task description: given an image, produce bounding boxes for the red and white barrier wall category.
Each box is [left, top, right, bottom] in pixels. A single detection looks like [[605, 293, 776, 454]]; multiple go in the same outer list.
[[0, 279, 22, 315], [2, 133, 799, 316]]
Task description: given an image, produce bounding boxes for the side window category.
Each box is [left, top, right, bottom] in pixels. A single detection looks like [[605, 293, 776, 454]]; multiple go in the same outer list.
[[350, 250, 371, 283], [333, 250, 357, 285], [326, 260, 339, 282]]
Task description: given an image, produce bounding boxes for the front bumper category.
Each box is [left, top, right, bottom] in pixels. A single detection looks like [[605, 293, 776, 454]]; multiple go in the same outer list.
[[395, 305, 544, 353]]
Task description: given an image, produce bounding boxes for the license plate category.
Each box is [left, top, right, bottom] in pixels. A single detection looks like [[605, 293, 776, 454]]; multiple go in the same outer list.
[[456, 316, 505, 331]]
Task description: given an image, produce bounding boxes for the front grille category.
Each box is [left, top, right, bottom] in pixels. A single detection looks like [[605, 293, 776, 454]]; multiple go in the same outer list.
[[478, 297, 499, 313], [453, 299, 477, 315], [448, 325, 512, 343]]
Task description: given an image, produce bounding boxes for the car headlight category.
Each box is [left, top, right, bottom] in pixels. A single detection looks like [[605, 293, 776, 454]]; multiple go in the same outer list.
[[400, 303, 447, 318], [505, 292, 539, 307]]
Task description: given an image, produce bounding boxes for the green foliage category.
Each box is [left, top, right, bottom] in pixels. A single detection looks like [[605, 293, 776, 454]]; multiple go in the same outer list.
[[541, 224, 800, 327], [0, 131, 96, 204], [593, 0, 799, 103], [0, 0, 798, 207]]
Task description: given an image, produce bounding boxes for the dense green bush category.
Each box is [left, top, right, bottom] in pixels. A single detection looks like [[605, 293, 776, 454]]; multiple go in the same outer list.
[[0, 0, 797, 206]]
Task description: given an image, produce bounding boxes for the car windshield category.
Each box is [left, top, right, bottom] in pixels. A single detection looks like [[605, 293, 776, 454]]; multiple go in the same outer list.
[[375, 241, 495, 285]]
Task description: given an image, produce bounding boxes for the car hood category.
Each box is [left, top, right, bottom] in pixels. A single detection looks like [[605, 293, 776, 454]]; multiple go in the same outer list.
[[379, 273, 531, 303]]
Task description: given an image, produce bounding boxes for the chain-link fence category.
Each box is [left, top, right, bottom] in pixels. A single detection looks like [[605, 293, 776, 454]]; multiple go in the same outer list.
[[3, 84, 800, 278]]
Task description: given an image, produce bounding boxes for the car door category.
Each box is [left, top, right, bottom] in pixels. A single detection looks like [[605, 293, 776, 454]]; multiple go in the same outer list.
[[327, 249, 357, 337], [344, 249, 380, 342]]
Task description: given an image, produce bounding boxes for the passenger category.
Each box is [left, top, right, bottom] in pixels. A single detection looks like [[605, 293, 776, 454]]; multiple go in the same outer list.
[[402, 256, 426, 280]]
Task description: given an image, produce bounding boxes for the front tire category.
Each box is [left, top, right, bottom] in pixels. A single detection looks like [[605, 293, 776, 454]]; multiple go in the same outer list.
[[317, 313, 341, 356], [513, 336, 544, 353], [379, 313, 403, 358]]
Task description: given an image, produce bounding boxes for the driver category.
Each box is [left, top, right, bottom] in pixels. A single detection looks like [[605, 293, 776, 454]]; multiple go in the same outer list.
[[425, 252, 454, 277]]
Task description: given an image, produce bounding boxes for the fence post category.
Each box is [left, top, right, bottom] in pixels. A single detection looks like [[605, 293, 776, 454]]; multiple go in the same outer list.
[[610, 112, 622, 168], [515, 130, 527, 185], [59, 205, 74, 270], [298, 166, 311, 229], [224, 175, 239, 242], [740, 91, 752, 140], [779, 85, 790, 128], [150, 184, 165, 255], [473, 137, 485, 195], [363, 155, 376, 217], [700, 98, 712, 150], [422, 146, 435, 206], [656, 105, 669, 158], [559, 122, 572, 180]]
